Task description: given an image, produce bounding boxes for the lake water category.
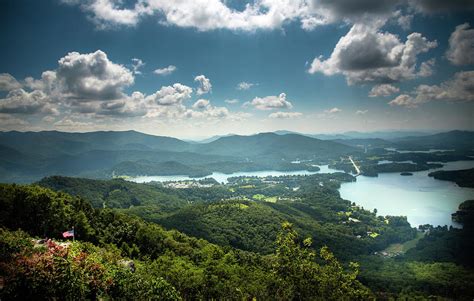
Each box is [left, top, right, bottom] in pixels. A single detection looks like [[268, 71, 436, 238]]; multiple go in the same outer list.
[[128, 164, 344, 184], [377, 160, 415, 165], [385, 148, 454, 153], [339, 160, 474, 227], [128, 161, 474, 227]]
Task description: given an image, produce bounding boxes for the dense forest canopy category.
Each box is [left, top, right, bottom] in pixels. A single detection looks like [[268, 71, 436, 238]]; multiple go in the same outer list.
[[1, 171, 473, 299], [0, 130, 473, 299], [1, 0, 474, 297], [0, 183, 373, 300], [37, 174, 417, 259]]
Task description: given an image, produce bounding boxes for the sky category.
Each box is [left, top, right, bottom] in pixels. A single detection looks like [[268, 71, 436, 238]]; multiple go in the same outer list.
[[0, 0, 473, 139]]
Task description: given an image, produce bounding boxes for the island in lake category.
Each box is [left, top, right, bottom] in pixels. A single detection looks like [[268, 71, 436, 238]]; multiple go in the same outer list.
[[429, 168, 474, 188]]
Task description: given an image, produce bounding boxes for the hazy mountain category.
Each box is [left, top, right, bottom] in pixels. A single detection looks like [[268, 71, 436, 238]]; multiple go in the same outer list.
[[275, 130, 435, 140], [273, 130, 299, 135], [194, 133, 237, 144], [0, 131, 236, 182], [274, 130, 350, 140], [0, 130, 360, 182], [0, 130, 190, 157], [194, 132, 357, 160], [393, 130, 474, 150], [110, 160, 210, 177], [1, 129, 469, 183], [342, 130, 437, 140], [331, 138, 396, 149]]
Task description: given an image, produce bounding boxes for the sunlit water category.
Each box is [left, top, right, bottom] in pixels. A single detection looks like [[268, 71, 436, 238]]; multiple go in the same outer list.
[[339, 161, 474, 227], [377, 160, 415, 165], [385, 148, 454, 153], [128, 161, 474, 227], [128, 165, 343, 184]]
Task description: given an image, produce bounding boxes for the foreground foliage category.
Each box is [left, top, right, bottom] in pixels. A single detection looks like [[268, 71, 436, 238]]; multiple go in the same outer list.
[[0, 183, 371, 300], [0, 229, 180, 300], [38, 174, 417, 260], [2, 179, 473, 299]]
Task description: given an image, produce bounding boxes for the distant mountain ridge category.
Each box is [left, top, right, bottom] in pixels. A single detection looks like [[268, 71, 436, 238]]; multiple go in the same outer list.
[[393, 130, 474, 150], [195, 132, 356, 159], [0, 130, 189, 155], [331, 138, 396, 149], [0, 129, 472, 183], [257, 130, 436, 140], [0, 130, 356, 182]]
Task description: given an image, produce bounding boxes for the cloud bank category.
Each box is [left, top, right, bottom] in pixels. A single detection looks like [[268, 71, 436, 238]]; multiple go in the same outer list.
[[308, 23, 437, 85], [0, 50, 249, 130]]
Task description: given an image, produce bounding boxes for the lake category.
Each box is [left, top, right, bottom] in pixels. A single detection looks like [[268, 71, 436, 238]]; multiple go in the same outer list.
[[128, 161, 474, 227], [339, 160, 474, 227], [384, 148, 455, 153], [128, 164, 344, 184]]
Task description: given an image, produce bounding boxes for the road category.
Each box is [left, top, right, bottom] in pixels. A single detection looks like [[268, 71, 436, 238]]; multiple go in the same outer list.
[[349, 156, 361, 176]]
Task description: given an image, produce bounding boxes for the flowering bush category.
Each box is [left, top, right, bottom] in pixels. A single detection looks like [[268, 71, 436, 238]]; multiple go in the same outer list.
[[0, 231, 180, 300]]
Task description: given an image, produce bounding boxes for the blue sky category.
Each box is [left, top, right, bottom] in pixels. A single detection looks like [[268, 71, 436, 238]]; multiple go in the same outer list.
[[0, 0, 473, 138]]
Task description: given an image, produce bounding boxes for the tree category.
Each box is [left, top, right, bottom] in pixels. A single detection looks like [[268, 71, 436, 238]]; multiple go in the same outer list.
[[272, 222, 372, 300]]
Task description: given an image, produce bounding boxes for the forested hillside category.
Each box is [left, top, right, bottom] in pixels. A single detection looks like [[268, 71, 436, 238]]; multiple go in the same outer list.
[[36, 173, 474, 298], [428, 168, 474, 188], [0, 130, 357, 183], [1, 130, 473, 183], [194, 132, 357, 160], [0, 183, 372, 300], [2, 179, 473, 299], [393, 130, 474, 150], [38, 174, 416, 259], [1, 0, 473, 299]]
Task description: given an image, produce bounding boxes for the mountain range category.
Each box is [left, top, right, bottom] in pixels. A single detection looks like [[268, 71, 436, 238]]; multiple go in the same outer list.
[[0, 129, 473, 183]]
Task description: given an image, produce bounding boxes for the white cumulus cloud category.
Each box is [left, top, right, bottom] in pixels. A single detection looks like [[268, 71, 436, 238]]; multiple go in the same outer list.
[[325, 107, 342, 114], [389, 94, 419, 108], [413, 71, 474, 103], [308, 23, 437, 85], [389, 70, 474, 108], [446, 23, 474, 66], [56, 50, 134, 101], [0, 50, 254, 127], [192, 99, 210, 109], [268, 111, 303, 119], [154, 65, 177, 76], [0, 73, 22, 91], [246, 93, 293, 110], [369, 84, 400, 97], [131, 58, 145, 75], [194, 75, 212, 95], [63, 0, 317, 31], [148, 83, 193, 106], [237, 81, 255, 90], [225, 99, 239, 104], [0, 89, 58, 115], [0, 113, 30, 130], [63, 0, 428, 32]]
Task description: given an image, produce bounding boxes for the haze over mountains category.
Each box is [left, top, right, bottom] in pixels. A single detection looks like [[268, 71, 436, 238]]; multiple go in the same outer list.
[[1, 129, 473, 183]]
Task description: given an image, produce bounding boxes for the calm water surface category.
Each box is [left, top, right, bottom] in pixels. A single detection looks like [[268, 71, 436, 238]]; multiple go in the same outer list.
[[128, 165, 343, 184], [339, 161, 474, 227], [385, 148, 455, 153], [128, 161, 474, 227]]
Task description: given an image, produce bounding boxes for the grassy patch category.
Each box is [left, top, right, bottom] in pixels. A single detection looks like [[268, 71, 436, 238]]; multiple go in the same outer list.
[[252, 194, 266, 200], [383, 232, 425, 253], [264, 196, 278, 203], [240, 185, 255, 189]]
